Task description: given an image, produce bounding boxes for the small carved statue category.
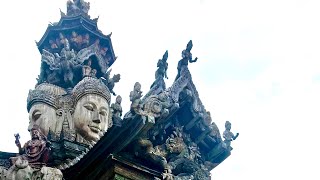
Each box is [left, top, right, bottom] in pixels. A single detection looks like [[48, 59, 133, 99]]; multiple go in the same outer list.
[[130, 82, 143, 114], [176, 40, 198, 80], [150, 51, 169, 89], [223, 121, 239, 151], [60, 39, 76, 61], [101, 69, 121, 96], [49, 39, 58, 49], [156, 50, 169, 80], [100, 47, 108, 56], [111, 95, 123, 126], [82, 33, 90, 48], [71, 31, 83, 49], [57, 32, 67, 48], [90, 68, 97, 78], [108, 74, 121, 96], [13, 125, 51, 168], [82, 59, 92, 77], [59, 40, 77, 87], [60, 58, 76, 88]]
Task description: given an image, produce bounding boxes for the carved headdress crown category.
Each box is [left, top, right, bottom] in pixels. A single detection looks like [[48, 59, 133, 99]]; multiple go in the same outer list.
[[27, 83, 67, 112], [72, 77, 111, 104]]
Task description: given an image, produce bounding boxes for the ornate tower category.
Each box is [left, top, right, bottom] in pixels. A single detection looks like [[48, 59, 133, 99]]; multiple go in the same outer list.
[[0, 1, 238, 179]]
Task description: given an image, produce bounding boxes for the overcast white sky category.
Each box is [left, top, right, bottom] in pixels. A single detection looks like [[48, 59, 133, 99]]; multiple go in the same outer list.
[[0, 0, 320, 179]]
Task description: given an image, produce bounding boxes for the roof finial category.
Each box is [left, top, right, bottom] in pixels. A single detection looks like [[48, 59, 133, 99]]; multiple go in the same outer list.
[[66, 0, 90, 17]]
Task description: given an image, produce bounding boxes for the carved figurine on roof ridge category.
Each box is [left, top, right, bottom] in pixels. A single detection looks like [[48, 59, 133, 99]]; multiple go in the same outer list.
[[101, 69, 121, 96], [111, 95, 123, 126], [176, 40, 198, 80], [151, 50, 169, 90], [223, 121, 239, 151], [129, 82, 143, 115]]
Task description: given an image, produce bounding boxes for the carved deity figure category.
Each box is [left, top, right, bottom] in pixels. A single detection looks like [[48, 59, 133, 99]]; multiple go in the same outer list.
[[156, 50, 169, 80], [108, 74, 121, 95], [223, 121, 239, 151], [71, 31, 83, 49], [176, 40, 198, 80], [57, 33, 67, 48], [82, 58, 93, 77], [100, 47, 108, 56], [60, 39, 76, 61], [72, 77, 112, 143], [82, 33, 90, 48], [151, 51, 169, 89], [28, 104, 58, 137], [101, 69, 121, 96], [111, 95, 122, 126], [13, 125, 51, 168], [27, 83, 67, 136], [49, 39, 58, 49], [90, 68, 97, 78], [73, 94, 109, 142], [129, 82, 143, 114], [59, 39, 78, 87]]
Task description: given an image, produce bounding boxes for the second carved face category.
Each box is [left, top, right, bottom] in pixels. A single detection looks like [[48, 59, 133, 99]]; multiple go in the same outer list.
[[28, 103, 57, 137], [73, 94, 110, 142]]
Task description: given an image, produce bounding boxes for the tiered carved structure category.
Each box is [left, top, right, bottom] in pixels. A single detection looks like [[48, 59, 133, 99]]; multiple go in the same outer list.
[[0, 1, 238, 179]]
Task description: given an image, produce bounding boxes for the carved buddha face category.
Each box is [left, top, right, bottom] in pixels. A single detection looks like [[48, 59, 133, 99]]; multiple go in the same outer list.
[[28, 103, 58, 136], [73, 94, 109, 142]]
